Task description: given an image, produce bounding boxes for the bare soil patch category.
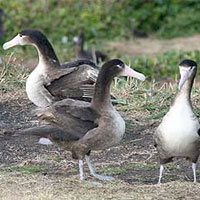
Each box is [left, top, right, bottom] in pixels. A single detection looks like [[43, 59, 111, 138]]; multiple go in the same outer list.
[[108, 35, 200, 57]]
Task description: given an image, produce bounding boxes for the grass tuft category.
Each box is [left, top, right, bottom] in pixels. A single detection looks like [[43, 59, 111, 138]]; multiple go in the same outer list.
[[0, 54, 30, 93], [9, 164, 49, 175]]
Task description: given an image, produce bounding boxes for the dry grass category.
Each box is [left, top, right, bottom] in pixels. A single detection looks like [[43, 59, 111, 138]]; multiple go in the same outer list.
[[0, 54, 30, 94], [1, 171, 200, 200]]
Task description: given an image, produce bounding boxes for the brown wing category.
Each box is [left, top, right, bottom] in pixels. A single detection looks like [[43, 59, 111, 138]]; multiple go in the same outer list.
[[46, 65, 98, 101], [36, 99, 99, 140]]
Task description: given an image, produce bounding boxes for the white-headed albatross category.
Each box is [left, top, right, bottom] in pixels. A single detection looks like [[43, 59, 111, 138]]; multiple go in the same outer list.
[[154, 59, 200, 183]]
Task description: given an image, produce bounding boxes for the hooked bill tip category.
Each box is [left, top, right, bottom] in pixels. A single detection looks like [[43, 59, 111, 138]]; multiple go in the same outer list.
[[2, 43, 8, 50], [139, 74, 146, 81]]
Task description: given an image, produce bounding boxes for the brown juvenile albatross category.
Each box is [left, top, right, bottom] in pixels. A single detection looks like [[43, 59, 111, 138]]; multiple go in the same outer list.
[[14, 59, 145, 181]]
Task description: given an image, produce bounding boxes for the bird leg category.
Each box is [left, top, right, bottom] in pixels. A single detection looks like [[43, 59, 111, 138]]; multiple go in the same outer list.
[[85, 155, 115, 181], [158, 164, 164, 184], [79, 160, 85, 180], [192, 163, 197, 183]]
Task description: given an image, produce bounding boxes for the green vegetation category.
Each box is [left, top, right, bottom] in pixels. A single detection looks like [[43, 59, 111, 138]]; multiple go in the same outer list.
[[1, 0, 200, 81], [2, 0, 200, 42], [123, 50, 200, 80], [99, 163, 157, 176], [2, 49, 200, 90], [53, 156, 64, 163], [1, 0, 200, 60], [5, 164, 49, 175], [100, 167, 126, 175]]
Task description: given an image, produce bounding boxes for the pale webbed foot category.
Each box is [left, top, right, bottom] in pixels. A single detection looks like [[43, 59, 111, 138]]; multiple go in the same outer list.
[[85, 155, 115, 182], [91, 173, 115, 181]]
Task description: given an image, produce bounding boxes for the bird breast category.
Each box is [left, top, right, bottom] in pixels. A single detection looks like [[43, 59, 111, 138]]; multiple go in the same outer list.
[[157, 103, 200, 154], [26, 65, 54, 107], [104, 109, 125, 147]]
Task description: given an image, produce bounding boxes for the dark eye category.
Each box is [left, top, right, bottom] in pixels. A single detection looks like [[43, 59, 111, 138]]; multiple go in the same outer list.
[[190, 66, 195, 70], [118, 63, 124, 69], [19, 34, 23, 37], [117, 64, 122, 68]]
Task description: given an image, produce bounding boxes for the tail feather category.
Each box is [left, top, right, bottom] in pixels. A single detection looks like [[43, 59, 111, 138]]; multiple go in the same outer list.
[[14, 125, 82, 142], [13, 125, 61, 137]]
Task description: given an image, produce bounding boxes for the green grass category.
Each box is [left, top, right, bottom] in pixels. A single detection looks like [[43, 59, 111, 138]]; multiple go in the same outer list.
[[125, 163, 157, 170], [100, 167, 126, 175], [99, 163, 158, 176], [121, 50, 200, 80], [3, 164, 49, 175], [53, 156, 64, 163]]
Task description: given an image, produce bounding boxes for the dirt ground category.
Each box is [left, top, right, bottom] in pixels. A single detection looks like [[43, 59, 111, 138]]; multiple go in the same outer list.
[[107, 34, 200, 57], [1, 35, 200, 199], [1, 89, 200, 199]]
